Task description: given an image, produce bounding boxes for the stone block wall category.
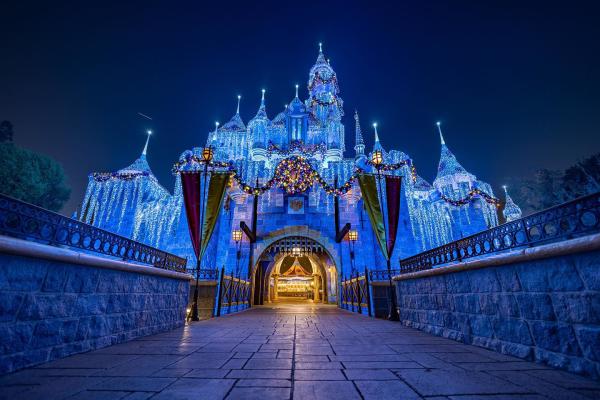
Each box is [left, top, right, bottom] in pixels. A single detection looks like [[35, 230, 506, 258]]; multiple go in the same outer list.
[[0, 251, 190, 374], [395, 248, 600, 379]]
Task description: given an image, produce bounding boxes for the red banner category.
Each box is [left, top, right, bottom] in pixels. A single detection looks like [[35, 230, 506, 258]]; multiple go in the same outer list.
[[181, 172, 201, 259], [385, 176, 402, 257]]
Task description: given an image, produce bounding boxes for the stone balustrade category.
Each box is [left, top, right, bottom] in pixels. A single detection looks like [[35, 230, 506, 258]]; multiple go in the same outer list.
[[0, 235, 191, 374], [393, 233, 600, 379]]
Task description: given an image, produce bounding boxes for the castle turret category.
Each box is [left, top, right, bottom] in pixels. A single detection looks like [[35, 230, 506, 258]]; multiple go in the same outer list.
[[249, 89, 270, 161], [502, 186, 522, 222], [215, 96, 247, 161], [308, 43, 344, 164], [354, 111, 365, 161], [432, 122, 476, 192], [286, 84, 308, 143]]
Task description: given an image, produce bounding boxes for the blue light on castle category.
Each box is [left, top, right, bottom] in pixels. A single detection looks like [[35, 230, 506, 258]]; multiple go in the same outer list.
[[79, 45, 520, 298]]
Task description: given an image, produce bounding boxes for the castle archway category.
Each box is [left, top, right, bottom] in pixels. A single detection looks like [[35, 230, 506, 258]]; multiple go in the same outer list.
[[252, 235, 338, 305]]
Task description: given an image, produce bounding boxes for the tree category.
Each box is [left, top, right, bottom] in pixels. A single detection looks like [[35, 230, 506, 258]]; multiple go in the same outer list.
[[508, 153, 600, 216], [0, 142, 71, 212]]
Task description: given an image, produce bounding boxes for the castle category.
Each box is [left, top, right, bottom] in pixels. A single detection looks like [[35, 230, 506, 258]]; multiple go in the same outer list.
[[79, 45, 521, 303]]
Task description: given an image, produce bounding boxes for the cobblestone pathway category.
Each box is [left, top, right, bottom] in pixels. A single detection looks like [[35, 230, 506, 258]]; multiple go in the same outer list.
[[1, 302, 599, 400]]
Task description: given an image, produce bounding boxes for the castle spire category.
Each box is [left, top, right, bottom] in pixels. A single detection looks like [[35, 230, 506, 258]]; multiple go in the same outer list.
[[295, 84, 299, 98], [502, 185, 522, 222], [142, 130, 152, 157], [434, 123, 473, 183], [354, 111, 365, 158], [236, 95, 241, 115], [436, 121, 445, 145], [372, 122, 384, 153], [212, 121, 219, 140], [261, 89, 265, 106]]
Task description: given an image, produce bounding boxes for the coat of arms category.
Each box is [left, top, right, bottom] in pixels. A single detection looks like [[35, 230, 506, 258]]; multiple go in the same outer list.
[[288, 197, 304, 214]]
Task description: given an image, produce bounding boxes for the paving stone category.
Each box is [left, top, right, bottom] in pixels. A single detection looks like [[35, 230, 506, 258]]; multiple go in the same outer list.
[[295, 361, 343, 369], [183, 368, 230, 378], [244, 358, 292, 369], [91, 377, 176, 392], [152, 378, 235, 400], [5, 303, 598, 399], [226, 386, 291, 400], [354, 380, 421, 399], [344, 368, 399, 380], [342, 361, 422, 369], [294, 369, 346, 380], [523, 370, 600, 390], [397, 369, 530, 396], [293, 380, 361, 400], [227, 369, 292, 379], [236, 379, 292, 387], [446, 396, 546, 400], [329, 354, 409, 362], [66, 390, 132, 400]]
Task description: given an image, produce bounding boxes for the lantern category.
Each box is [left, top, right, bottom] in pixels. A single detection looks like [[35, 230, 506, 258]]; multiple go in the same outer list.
[[202, 146, 214, 163], [348, 230, 358, 242], [232, 229, 242, 243], [371, 149, 383, 166]]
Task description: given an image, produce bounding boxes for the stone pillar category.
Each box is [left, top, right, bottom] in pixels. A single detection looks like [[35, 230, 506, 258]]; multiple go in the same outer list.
[[273, 274, 279, 301], [313, 274, 320, 302]]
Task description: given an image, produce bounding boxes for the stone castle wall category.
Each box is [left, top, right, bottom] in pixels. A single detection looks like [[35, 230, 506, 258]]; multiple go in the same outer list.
[[0, 237, 190, 375], [394, 235, 600, 379]]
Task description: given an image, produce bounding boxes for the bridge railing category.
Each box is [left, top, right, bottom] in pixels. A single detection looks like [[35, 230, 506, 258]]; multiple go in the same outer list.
[[0, 194, 187, 272], [400, 191, 600, 274], [369, 269, 400, 281], [340, 269, 372, 316], [186, 268, 219, 280], [215, 266, 251, 316]]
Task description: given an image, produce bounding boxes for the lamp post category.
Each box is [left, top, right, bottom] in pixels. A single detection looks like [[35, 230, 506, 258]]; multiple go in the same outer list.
[[232, 229, 243, 277], [370, 128, 399, 321], [347, 230, 358, 274], [190, 142, 215, 321]]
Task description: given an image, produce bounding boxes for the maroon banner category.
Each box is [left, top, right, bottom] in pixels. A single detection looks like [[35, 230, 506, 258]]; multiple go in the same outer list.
[[385, 176, 402, 257], [181, 172, 201, 259]]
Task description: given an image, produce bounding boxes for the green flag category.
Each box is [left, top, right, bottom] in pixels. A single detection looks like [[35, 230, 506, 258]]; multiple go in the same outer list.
[[358, 174, 389, 261], [200, 172, 229, 258]]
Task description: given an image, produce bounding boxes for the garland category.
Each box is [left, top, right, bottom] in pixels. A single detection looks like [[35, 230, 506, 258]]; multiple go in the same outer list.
[[308, 70, 339, 92], [365, 159, 418, 183], [171, 154, 230, 174], [230, 156, 362, 196], [310, 97, 338, 107], [91, 171, 151, 182], [171, 155, 500, 206], [267, 140, 326, 157], [440, 188, 501, 207]]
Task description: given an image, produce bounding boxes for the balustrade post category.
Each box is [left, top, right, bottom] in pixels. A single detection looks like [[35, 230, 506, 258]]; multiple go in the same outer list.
[[365, 267, 372, 317], [216, 266, 225, 317]]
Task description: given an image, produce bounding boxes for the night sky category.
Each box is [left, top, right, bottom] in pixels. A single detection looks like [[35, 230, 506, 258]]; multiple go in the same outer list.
[[2, 1, 600, 214]]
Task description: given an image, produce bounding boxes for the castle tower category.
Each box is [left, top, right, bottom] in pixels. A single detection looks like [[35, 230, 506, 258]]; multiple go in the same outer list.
[[286, 84, 308, 143], [432, 122, 476, 192], [307, 43, 344, 163], [354, 111, 366, 161], [217, 95, 247, 161], [502, 186, 522, 222], [249, 89, 270, 162]]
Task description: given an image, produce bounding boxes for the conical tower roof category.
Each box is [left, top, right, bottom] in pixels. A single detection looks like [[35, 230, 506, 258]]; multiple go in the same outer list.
[[434, 123, 471, 180], [117, 131, 153, 176], [502, 186, 522, 222], [249, 89, 269, 123], [220, 95, 246, 132]]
